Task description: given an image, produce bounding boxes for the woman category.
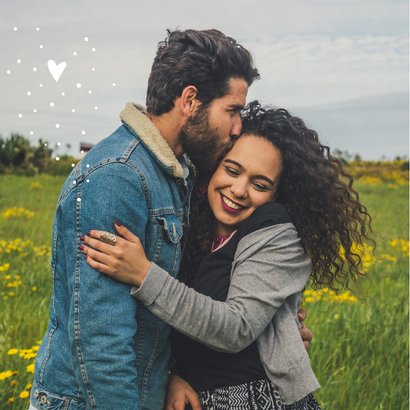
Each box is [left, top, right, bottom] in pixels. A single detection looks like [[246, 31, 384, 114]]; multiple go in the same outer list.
[[80, 102, 373, 409]]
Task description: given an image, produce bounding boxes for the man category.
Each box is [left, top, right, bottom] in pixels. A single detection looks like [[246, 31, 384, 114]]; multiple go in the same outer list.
[[30, 29, 311, 409]]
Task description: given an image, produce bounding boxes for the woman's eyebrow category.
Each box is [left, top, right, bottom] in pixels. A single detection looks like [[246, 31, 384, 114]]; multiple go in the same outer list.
[[224, 159, 242, 168], [223, 159, 275, 186]]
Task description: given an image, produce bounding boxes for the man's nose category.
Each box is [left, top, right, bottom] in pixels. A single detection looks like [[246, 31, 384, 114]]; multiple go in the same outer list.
[[230, 114, 242, 138]]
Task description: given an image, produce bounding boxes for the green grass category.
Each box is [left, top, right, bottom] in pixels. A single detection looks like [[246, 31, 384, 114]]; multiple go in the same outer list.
[[0, 175, 408, 409]]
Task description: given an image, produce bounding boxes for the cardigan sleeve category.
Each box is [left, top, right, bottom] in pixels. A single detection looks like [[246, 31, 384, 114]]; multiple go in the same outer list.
[[131, 223, 311, 353]]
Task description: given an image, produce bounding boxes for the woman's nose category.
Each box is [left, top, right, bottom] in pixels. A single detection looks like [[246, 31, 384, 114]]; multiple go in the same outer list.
[[230, 181, 247, 198]]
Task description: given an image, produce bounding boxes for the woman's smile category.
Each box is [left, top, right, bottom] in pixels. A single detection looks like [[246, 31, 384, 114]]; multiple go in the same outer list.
[[220, 194, 246, 214]]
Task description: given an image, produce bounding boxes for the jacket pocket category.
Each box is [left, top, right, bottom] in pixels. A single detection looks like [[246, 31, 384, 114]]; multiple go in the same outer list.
[[157, 214, 183, 243]]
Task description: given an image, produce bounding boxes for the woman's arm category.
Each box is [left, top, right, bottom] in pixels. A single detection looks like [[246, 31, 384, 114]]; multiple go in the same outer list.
[[82, 223, 311, 353]]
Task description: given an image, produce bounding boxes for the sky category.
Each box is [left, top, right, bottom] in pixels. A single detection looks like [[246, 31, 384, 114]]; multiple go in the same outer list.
[[0, 0, 408, 159]]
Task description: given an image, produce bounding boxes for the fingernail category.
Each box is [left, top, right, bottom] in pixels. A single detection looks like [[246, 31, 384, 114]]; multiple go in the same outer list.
[[115, 220, 122, 227], [78, 245, 84, 251], [80, 236, 85, 241]]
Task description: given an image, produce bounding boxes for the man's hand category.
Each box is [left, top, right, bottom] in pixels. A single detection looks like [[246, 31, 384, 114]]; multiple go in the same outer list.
[[166, 374, 201, 410], [298, 308, 313, 350]]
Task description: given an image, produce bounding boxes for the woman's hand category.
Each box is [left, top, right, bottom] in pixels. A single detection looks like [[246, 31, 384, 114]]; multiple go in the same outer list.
[[298, 308, 313, 350], [79, 222, 151, 287], [166, 374, 201, 410]]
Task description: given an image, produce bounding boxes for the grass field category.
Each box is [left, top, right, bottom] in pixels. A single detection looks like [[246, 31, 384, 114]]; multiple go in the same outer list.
[[0, 172, 408, 409]]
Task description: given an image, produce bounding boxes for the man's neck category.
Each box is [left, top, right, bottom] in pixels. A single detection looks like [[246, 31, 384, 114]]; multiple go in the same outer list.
[[148, 112, 184, 158]]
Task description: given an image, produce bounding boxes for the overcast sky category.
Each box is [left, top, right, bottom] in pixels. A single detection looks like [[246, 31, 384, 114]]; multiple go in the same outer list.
[[0, 0, 408, 159]]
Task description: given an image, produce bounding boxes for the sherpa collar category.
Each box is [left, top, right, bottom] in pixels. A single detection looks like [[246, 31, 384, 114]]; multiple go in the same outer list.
[[120, 103, 184, 178]]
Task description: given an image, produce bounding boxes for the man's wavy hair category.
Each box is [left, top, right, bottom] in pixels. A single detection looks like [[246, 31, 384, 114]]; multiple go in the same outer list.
[[146, 29, 259, 115], [179, 101, 374, 292]]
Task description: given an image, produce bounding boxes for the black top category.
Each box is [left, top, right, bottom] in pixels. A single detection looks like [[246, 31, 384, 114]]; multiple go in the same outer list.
[[171, 202, 291, 391]]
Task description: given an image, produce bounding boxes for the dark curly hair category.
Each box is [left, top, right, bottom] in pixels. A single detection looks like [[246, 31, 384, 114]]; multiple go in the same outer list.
[[146, 29, 259, 115], [179, 101, 374, 292]]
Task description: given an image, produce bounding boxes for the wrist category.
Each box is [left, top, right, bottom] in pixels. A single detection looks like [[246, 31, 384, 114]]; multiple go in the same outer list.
[[135, 261, 152, 287]]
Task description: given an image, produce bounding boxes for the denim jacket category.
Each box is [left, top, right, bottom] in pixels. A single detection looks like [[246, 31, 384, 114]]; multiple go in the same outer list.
[[31, 103, 194, 410]]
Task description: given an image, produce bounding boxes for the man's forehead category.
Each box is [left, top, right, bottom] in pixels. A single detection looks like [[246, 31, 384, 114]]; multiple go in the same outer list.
[[224, 78, 248, 105]]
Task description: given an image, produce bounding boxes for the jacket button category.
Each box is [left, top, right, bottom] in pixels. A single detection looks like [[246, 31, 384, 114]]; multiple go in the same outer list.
[[34, 389, 39, 398], [40, 394, 47, 404]]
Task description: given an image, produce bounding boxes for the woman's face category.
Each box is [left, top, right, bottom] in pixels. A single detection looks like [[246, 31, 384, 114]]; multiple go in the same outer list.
[[207, 134, 283, 236]]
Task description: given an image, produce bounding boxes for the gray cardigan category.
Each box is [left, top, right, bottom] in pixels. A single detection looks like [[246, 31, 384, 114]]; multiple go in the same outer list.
[[131, 223, 320, 404]]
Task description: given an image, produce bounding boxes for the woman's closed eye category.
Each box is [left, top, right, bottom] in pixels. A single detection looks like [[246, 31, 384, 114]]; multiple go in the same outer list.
[[253, 181, 270, 192], [224, 166, 240, 176]]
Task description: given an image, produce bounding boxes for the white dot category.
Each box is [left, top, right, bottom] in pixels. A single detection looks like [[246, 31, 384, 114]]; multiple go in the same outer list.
[[76, 83, 82, 88], [88, 90, 92, 94], [72, 108, 76, 113], [61, 92, 65, 96], [18, 113, 23, 118], [17, 59, 22, 64], [13, 27, 18, 32], [77, 198, 81, 202], [56, 156, 60, 161], [39, 45, 43, 49], [81, 130, 86, 135], [6, 69, 11, 75], [33, 67, 37, 72], [30, 131, 34, 135], [91, 47, 96, 52], [91, 67, 96, 72], [55, 123, 60, 129], [71, 163, 75, 167], [80, 150, 85, 154], [50, 102, 55, 107], [27, 91, 31, 96], [39, 83, 43, 87], [36, 27, 40, 31], [44, 143, 48, 147], [84, 37, 89, 42], [33, 109, 37, 113], [94, 106, 98, 110], [86, 164, 90, 168], [86, 179, 90, 183], [73, 51, 77, 56], [57, 142, 61, 146], [73, 180, 77, 184], [112, 83, 116, 87]]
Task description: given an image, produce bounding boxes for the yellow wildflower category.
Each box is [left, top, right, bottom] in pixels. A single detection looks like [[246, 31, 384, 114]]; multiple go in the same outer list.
[[19, 390, 29, 399], [7, 348, 18, 355], [26, 363, 35, 373], [2, 207, 35, 219], [7, 397, 15, 404], [0, 263, 11, 272], [30, 181, 43, 190], [0, 370, 14, 380]]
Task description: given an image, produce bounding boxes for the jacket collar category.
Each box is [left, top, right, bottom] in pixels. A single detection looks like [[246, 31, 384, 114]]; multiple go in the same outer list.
[[120, 102, 185, 178]]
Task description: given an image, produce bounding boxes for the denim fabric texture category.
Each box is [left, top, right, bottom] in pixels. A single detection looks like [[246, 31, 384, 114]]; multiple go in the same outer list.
[[31, 104, 194, 409]]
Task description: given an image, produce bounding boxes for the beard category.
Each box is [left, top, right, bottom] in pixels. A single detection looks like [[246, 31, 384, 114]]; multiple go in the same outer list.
[[179, 106, 232, 175]]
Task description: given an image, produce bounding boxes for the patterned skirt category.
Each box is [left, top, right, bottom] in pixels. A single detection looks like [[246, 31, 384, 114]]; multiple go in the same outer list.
[[197, 379, 321, 410]]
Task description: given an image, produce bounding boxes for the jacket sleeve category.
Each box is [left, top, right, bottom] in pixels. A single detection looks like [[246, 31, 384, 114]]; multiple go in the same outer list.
[[132, 224, 311, 353], [65, 163, 148, 409]]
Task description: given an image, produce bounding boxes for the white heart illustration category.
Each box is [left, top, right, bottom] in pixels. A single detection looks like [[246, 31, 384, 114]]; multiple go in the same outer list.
[[47, 60, 67, 82]]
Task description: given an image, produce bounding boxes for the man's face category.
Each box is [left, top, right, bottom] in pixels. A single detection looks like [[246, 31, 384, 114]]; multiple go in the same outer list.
[[179, 77, 248, 173]]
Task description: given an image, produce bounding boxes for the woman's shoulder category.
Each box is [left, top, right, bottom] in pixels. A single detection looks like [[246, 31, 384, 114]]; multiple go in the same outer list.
[[237, 202, 292, 240]]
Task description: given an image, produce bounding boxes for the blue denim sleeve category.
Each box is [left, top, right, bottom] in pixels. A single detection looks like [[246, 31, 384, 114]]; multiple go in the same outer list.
[[65, 163, 147, 409]]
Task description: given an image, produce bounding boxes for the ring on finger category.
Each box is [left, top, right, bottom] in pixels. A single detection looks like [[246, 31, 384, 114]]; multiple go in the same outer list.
[[99, 231, 117, 246]]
